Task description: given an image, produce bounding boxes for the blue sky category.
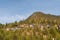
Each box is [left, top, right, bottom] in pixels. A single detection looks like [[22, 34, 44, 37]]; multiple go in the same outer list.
[[0, 0, 60, 24]]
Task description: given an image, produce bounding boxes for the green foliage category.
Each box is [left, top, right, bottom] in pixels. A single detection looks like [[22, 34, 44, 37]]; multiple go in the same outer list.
[[0, 11, 60, 40]]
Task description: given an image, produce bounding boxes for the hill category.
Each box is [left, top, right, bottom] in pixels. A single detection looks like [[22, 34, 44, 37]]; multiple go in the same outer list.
[[24, 11, 60, 25], [0, 11, 60, 40]]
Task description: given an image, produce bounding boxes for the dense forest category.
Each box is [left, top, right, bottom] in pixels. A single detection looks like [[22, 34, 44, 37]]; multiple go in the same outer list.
[[0, 12, 60, 40]]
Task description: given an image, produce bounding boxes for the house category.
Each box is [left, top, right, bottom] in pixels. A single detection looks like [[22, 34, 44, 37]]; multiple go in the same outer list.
[[57, 25, 60, 31], [40, 25, 44, 31], [52, 38, 55, 40], [46, 24, 50, 28], [43, 35, 47, 40], [19, 24, 29, 28], [6, 27, 21, 31], [6, 28, 10, 31], [29, 24, 34, 28]]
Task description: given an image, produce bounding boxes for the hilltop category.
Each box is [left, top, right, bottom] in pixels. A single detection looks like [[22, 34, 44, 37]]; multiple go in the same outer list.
[[23, 11, 60, 25]]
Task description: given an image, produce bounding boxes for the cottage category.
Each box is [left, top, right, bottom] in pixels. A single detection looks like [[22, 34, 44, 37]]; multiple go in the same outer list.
[[52, 38, 55, 40], [40, 25, 44, 31], [37, 24, 44, 31], [29, 24, 34, 28], [57, 25, 60, 31], [19, 25, 25, 28], [43, 35, 47, 40], [6, 28, 10, 31], [46, 24, 50, 28], [10, 28, 16, 31], [19, 24, 29, 28], [54, 24, 57, 27]]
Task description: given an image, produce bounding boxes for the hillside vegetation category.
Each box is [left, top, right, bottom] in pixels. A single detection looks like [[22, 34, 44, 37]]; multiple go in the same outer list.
[[25, 12, 60, 24], [0, 11, 60, 40]]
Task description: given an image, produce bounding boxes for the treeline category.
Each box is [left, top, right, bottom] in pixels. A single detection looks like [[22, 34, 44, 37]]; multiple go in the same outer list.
[[0, 25, 60, 40]]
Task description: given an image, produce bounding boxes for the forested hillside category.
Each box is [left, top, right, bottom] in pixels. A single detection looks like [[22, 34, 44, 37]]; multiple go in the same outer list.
[[0, 11, 60, 40], [25, 12, 60, 24]]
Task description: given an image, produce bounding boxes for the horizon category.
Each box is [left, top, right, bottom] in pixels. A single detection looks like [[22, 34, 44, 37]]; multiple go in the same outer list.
[[0, 0, 60, 24]]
